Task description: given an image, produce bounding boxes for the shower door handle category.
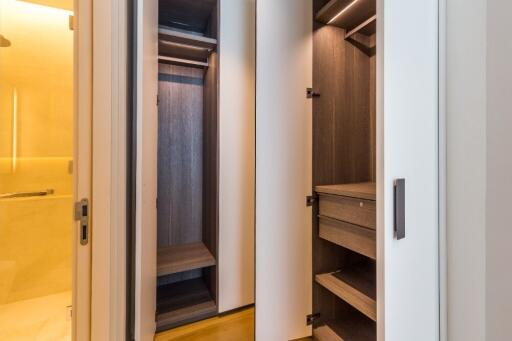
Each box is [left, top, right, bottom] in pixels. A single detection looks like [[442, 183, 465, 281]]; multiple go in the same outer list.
[[0, 189, 54, 199]]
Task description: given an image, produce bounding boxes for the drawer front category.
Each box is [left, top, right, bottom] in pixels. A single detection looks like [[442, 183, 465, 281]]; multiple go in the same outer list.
[[319, 216, 376, 260], [319, 194, 376, 229]]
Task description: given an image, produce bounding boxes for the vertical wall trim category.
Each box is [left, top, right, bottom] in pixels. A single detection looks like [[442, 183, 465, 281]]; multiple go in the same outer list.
[[438, 0, 447, 340]]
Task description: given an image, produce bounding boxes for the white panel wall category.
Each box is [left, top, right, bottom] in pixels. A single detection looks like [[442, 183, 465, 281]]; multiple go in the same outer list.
[[446, 1, 487, 340], [218, 0, 256, 313], [486, 1, 512, 340]]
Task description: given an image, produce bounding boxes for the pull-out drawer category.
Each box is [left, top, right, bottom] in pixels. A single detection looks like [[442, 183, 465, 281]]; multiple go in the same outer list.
[[318, 194, 376, 230], [319, 216, 376, 260]]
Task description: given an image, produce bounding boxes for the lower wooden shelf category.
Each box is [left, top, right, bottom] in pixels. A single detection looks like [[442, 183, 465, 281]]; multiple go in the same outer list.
[[156, 278, 217, 331], [157, 242, 216, 277], [315, 263, 376, 321], [313, 314, 376, 341]]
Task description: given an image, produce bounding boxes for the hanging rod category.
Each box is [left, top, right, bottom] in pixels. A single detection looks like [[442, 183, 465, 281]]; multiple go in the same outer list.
[[158, 55, 208, 68], [345, 14, 377, 39]]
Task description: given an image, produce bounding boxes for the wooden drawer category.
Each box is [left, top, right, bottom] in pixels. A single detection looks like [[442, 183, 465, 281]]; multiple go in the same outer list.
[[319, 216, 376, 260], [318, 193, 376, 230]]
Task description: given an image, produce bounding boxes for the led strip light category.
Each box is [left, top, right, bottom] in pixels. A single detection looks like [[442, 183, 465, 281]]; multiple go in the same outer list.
[[328, 0, 360, 24]]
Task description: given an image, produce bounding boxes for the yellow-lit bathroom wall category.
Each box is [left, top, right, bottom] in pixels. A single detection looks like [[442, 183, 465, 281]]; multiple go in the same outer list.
[[0, 0, 73, 305]]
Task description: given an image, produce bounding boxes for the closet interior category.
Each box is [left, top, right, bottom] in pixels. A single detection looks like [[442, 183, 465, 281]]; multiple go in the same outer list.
[[155, 0, 219, 331], [311, 0, 377, 339]]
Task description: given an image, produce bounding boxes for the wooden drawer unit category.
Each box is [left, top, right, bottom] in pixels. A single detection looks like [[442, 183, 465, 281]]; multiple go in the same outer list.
[[316, 182, 376, 230], [319, 216, 376, 260]]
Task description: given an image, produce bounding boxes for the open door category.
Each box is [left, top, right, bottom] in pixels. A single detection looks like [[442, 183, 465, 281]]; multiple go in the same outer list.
[[256, 0, 439, 340], [377, 0, 439, 340], [134, 0, 158, 340], [255, 1, 313, 340]]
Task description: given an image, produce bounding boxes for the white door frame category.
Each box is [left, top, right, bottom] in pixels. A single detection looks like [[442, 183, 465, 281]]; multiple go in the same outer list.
[[74, 0, 128, 340], [73, 0, 92, 339]]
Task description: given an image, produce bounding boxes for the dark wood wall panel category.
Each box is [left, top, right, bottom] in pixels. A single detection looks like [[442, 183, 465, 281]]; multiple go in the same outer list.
[[312, 0, 376, 326], [157, 63, 205, 248], [369, 41, 376, 182], [313, 24, 372, 187], [202, 51, 218, 301]]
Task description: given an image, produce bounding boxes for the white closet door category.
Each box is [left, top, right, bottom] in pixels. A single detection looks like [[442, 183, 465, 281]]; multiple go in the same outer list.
[[255, 0, 313, 340], [134, 0, 158, 340], [378, 0, 439, 340]]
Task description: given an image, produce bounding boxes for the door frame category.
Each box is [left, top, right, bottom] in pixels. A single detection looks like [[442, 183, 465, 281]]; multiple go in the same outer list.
[[74, 0, 129, 339], [73, 0, 92, 339]]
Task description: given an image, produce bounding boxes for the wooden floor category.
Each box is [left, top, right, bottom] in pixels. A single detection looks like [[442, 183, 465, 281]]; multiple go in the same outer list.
[[155, 307, 254, 341]]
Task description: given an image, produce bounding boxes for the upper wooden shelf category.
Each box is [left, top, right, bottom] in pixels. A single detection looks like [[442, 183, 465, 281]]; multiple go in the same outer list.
[[157, 242, 216, 277], [315, 262, 376, 321], [316, 0, 376, 36], [158, 26, 217, 62], [316, 182, 376, 200]]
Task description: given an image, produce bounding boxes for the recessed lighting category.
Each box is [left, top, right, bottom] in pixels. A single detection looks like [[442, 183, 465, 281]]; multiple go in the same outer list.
[[328, 0, 360, 24]]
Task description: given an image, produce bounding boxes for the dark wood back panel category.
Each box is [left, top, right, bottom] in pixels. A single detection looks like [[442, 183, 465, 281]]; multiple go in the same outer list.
[[202, 51, 219, 301], [157, 63, 205, 248], [313, 24, 373, 187], [312, 0, 376, 325]]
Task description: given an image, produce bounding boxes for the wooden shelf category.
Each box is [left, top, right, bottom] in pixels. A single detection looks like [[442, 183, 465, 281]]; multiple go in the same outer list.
[[157, 242, 216, 277], [158, 55, 209, 68], [158, 26, 217, 62], [319, 216, 376, 259], [156, 278, 217, 331], [314, 315, 376, 341], [316, 0, 376, 35], [314, 324, 344, 341], [316, 263, 376, 321], [316, 182, 376, 201]]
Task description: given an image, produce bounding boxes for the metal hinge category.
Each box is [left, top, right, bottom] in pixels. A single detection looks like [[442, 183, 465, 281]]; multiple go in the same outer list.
[[157, 94, 160, 106], [306, 87, 320, 98], [307, 313, 321, 325], [306, 195, 316, 207], [74, 199, 89, 245]]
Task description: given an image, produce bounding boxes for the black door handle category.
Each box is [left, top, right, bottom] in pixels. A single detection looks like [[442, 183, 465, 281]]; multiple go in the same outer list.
[[394, 179, 405, 240]]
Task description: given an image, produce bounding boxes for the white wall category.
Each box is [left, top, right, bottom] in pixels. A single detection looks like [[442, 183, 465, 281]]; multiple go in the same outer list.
[[447, 1, 512, 340], [486, 1, 512, 340], [218, 0, 256, 313], [446, 0, 487, 340]]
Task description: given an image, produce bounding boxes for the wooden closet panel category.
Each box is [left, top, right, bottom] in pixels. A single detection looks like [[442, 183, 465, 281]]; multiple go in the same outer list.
[[313, 25, 372, 187], [369, 35, 376, 182], [157, 63, 205, 247], [202, 51, 218, 301]]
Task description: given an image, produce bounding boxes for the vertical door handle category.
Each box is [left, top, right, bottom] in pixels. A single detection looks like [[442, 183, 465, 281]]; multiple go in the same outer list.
[[394, 179, 405, 240]]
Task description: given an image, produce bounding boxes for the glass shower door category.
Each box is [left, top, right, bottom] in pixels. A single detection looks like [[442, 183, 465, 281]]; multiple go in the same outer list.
[[0, 1, 74, 340]]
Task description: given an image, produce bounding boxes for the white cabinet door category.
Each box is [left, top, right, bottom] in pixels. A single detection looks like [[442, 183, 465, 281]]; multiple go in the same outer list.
[[255, 0, 313, 340], [134, 0, 158, 340], [377, 0, 439, 340], [256, 0, 439, 340]]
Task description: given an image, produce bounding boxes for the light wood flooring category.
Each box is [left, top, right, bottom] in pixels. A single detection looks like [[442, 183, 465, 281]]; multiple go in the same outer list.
[[155, 307, 254, 341]]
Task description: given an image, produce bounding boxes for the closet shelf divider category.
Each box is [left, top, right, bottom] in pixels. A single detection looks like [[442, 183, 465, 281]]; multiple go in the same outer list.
[[157, 242, 216, 277]]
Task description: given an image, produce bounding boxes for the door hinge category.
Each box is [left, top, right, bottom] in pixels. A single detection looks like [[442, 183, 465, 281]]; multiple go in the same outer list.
[[306, 195, 316, 207], [157, 94, 160, 106], [307, 313, 320, 325], [306, 87, 320, 98], [74, 199, 89, 245]]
